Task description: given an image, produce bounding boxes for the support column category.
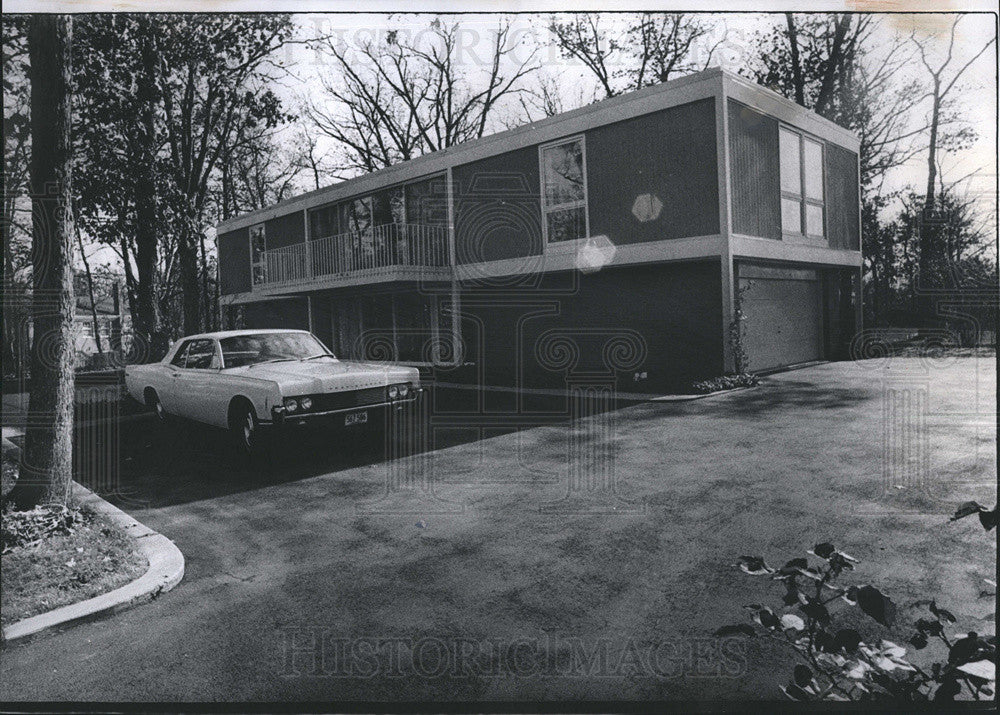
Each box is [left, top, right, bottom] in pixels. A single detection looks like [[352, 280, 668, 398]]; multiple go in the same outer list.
[[716, 85, 736, 373], [445, 167, 460, 368]]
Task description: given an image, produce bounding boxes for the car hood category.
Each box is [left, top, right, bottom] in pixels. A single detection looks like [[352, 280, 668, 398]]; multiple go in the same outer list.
[[224, 359, 420, 395]]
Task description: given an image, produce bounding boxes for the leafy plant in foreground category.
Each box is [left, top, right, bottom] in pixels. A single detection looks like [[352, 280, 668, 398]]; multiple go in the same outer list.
[[716, 502, 997, 702]]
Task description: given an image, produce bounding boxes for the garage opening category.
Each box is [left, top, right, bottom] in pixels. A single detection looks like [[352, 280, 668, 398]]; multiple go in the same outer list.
[[737, 263, 824, 372]]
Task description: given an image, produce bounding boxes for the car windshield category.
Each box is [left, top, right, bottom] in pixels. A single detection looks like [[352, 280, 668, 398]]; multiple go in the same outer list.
[[219, 333, 333, 368]]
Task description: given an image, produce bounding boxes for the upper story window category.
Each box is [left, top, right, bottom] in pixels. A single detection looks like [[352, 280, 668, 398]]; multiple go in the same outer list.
[[541, 136, 588, 243], [779, 127, 825, 238], [250, 223, 266, 285]]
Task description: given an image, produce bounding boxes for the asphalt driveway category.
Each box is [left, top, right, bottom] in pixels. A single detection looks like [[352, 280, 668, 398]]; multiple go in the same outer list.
[[1, 357, 995, 703]]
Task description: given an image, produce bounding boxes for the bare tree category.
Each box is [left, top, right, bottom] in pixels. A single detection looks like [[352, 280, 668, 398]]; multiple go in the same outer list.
[[217, 127, 305, 215], [10, 15, 76, 509], [750, 13, 993, 328], [307, 18, 539, 174], [911, 18, 995, 216], [292, 121, 336, 192], [910, 17, 995, 325], [548, 13, 723, 99]]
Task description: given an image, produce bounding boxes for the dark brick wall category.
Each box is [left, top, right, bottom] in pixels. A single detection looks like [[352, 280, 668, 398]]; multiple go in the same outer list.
[[441, 261, 723, 395], [241, 297, 310, 331], [452, 146, 543, 265], [587, 98, 719, 244]]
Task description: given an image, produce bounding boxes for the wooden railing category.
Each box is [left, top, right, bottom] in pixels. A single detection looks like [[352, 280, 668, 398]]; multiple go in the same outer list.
[[263, 223, 449, 286]]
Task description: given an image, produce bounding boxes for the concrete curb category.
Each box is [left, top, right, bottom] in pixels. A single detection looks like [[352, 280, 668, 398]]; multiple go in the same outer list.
[[434, 381, 717, 402], [1, 482, 184, 644], [658, 384, 759, 401], [433, 380, 758, 403]]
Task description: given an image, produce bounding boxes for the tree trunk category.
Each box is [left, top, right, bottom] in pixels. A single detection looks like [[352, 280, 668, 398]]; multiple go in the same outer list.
[[199, 229, 210, 330], [2, 198, 24, 379], [134, 32, 165, 361], [179, 215, 202, 335], [75, 222, 103, 355], [785, 14, 805, 106], [10, 15, 76, 509], [918, 86, 941, 328]]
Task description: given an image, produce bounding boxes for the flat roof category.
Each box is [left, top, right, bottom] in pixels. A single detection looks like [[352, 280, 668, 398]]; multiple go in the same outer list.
[[217, 66, 860, 234]]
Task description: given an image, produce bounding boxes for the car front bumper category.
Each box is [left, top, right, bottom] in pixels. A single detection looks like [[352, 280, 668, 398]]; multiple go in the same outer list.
[[265, 388, 424, 426]]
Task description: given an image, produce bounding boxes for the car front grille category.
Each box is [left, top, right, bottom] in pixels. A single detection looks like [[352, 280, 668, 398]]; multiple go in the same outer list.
[[305, 387, 387, 412]]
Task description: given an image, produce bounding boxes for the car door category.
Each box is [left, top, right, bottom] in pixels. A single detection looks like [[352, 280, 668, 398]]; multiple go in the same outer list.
[[172, 338, 222, 425], [159, 340, 191, 414]]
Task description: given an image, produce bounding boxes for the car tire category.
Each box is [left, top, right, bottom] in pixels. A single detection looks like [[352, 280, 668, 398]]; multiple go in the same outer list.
[[229, 400, 262, 459], [146, 389, 168, 423]]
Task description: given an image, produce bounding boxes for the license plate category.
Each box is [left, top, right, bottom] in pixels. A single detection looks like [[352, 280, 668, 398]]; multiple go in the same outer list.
[[345, 411, 368, 426]]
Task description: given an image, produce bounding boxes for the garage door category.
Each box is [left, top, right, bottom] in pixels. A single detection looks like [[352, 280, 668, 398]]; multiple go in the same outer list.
[[739, 266, 824, 372]]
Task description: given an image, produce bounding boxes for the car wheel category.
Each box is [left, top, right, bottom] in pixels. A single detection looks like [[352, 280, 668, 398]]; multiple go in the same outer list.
[[146, 389, 167, 423], [230, 401, 261, 457]]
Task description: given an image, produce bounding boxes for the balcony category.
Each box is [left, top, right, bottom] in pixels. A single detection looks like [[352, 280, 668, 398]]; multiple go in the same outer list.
[[260, 223, 450, 290]]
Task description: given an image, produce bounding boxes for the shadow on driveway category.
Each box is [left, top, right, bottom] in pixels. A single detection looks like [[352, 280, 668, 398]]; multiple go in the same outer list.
[[75, 371, 875, 511], [78, 386, 621, 510]]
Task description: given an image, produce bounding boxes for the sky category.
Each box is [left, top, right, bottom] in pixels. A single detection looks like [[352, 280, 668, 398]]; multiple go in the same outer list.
[[70, 9, 997, 270]]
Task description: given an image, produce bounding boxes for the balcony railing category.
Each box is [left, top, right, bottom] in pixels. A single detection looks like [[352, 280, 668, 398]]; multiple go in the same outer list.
[[262, 223, 449, 286]]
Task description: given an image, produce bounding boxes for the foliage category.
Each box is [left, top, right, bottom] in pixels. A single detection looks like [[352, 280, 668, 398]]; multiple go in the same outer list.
[[1, 505, 146, 626], [692, 373, 760, 394], [730, 280, 753, 375], [717, 502, 997, 702], [864, 185, 997, 337], [746, 13, 995, 332], [1, 503, 88, 553], [72, 14, 295, 342], [692, 280, 761, 393], [2, 16, 32, 378]]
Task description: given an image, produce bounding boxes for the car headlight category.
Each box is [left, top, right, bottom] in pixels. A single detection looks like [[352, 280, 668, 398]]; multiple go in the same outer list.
[[283, 397, 298, 413], [398, 384, 410, 397], [299, 397, 312, 410], [388, 385, 400, 399]]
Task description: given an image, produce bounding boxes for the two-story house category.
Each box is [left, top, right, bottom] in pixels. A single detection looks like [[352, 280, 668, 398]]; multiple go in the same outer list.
[[216, 67, 861, 394]]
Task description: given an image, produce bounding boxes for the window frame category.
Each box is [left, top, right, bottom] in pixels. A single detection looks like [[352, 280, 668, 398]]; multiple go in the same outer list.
[[169, 340, 191, 368], [538, 134, 590, 245], [249, 223, 267, 287], [183, 338, 221, 370], [779, 125, 826, 241]]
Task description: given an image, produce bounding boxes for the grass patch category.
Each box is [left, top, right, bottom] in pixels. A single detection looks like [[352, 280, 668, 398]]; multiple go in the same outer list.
[[1, 504, 147, 626]]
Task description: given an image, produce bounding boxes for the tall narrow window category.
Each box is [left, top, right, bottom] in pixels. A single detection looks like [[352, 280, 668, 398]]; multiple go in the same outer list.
[[250, 224, 266, 286], [541, 137, 588, 243], [779, 127, 825, 238]]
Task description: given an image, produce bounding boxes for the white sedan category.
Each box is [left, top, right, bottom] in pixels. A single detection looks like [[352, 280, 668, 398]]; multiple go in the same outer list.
[[125, 329, 422, 454]]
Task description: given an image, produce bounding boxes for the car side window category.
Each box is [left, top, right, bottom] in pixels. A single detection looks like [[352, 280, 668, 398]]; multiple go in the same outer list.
[[185, 339, 217, 370], [170, 342, 191, 368]]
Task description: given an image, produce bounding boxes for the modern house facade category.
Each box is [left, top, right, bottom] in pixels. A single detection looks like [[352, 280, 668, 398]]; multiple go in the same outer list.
[[216, 67, 861, 394]]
